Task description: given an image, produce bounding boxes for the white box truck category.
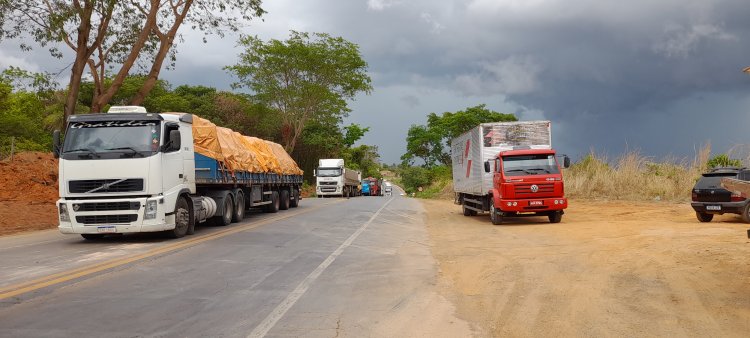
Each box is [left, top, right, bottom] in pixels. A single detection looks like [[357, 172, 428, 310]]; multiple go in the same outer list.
[[451, 121, 570, 225], [315, 159, 361, 197]]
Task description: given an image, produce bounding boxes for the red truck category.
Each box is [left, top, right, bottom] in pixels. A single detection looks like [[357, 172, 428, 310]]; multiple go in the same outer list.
[[366, 177, 382, 196], [451, 121, 570, 225]]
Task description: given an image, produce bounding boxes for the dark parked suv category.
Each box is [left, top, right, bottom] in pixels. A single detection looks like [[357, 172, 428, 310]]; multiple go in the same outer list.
[[691, 167, 750, 222]]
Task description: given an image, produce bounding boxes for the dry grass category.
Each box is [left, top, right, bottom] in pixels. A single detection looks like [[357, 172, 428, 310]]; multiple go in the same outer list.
[[565, 145, 711, 202]]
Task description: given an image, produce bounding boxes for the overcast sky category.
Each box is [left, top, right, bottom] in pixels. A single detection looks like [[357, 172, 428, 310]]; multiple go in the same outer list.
[[2, 0, 750, 164]]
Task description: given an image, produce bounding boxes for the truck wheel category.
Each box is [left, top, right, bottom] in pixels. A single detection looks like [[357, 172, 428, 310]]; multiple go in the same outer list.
[[232, 191, 245, 223], [549, 211, 563, 223], [462, 203, 476, 216], [490, 199, 502, 225], [280, 189, 290, 210], [214, 195, 234, 226], [696, 212, 714, 222], [265, 191, 280, 213], [81, 234, 105, 240], [742, 204, 750, 223], [169, 197, 191, 238], [290, 189, 300, 208]]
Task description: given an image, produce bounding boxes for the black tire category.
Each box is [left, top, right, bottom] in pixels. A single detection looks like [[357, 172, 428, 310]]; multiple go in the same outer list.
[[265, 191, 280, 213], [280, 189, 290, 210], [490, 199, 502, 225], [462, 202, 477, 216], [549, 211, 563, 223], [232, 191, 245, 223], [290, 189, 300, 208], [81, 234, 105, 240], [696, 212, 714, 223], [214, 195, 233, 226], [169, 197, 191, 238], [317, 195, 322, 198], [742, 204, 750, 223]]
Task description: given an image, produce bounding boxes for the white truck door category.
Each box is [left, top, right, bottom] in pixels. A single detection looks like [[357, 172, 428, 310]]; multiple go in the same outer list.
[[162, 122, 185, 201]]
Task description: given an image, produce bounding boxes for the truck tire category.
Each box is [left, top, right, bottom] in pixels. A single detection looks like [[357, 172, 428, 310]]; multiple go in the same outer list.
[[290, 189, 300, 208], [742, 204, 750, 223], [490, 199, 502, 225], [81, 234, 105, 240], [462, 202, 477, 216], [549, 211, 563, 223], [214, 195, 234, 226], [232, 191, 245, 223], [280, 189, 290, 210], [696, 212, 714, 222], [265, 191, 280, 213], [168, 196, 192, 238]]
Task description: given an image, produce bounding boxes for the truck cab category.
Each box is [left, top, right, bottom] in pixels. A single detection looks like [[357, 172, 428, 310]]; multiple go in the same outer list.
[[55, 108, 196, 238], [485, 148, 569, 224]]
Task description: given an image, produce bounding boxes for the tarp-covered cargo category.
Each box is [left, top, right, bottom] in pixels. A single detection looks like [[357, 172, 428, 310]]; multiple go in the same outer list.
[[181, 114, 299, 175], [265, 141, 303, 175]]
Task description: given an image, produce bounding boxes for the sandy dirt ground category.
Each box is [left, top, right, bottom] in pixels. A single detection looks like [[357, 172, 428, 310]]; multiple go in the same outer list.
[[422, 198, 750, 337]]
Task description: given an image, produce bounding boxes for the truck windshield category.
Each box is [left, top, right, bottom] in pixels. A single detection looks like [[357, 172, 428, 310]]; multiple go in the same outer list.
[[317, 168, 342, 177], [62, 120, 160, 160], [502, 154, 560, 176]]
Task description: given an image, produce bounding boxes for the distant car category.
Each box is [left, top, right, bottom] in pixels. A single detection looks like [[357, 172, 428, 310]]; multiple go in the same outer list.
[[691, 167, 750, 222]]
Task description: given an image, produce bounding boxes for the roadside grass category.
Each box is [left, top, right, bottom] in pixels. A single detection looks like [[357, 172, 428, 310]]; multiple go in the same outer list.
[[565, 146, 710, 202]]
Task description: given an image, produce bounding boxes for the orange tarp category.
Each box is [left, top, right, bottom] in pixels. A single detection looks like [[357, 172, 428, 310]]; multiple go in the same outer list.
[[178, 114, 298, 175], [265, 141, 303, 175]]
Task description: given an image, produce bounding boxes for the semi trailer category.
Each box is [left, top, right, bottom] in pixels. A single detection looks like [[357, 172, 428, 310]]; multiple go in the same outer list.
[[53, 106, 303, 240]]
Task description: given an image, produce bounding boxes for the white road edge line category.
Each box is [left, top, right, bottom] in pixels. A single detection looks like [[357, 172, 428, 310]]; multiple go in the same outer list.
[[247, 197, 395, 338]]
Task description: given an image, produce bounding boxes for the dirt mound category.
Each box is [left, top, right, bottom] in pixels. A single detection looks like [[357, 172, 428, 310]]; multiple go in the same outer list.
[[0, 152, 59, 236]]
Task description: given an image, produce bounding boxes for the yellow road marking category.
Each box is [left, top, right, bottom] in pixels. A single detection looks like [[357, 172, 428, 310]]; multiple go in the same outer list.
[[0, 199, 344, 300]]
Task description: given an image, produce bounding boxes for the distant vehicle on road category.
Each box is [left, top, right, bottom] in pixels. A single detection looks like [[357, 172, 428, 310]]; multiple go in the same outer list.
[[361, 179, 371, 196], [315, 159, 360, 198], [693, 167, 750, 222], [384, 182, 392, 196]]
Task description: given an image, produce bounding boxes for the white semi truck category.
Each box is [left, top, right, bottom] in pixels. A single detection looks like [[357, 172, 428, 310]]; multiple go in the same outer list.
[[315, 159, 361, 197], [53, 106, 303, 240]]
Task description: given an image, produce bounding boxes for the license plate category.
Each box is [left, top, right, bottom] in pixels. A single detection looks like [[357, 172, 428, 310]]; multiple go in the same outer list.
[[706, 205, 721, 211], [97, 226, 117, 233], [529, 200, 544, 206]]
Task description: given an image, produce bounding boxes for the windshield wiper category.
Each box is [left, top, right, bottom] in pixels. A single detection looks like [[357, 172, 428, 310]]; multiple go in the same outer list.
[[106, 147, 142, 157], [505, 169, 533, 175], [64, 148, 100, 158]]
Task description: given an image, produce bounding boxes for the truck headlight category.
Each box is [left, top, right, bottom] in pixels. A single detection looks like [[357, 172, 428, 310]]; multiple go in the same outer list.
[[59, 203, 70, 222], [145, 200, 158, 220]]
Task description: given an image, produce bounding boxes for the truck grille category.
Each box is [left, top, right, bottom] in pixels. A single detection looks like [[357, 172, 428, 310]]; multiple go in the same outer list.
[[76, 214, 138, 224], [69, 179, 144, 193], [320, 187, 338, 192], [73, 202, 140, 212], [514, 183, 554, 195], [319, 181, 338, 185]]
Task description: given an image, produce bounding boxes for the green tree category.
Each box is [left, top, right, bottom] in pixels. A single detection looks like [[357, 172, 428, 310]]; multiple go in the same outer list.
[[402, 104, 516, 167], [342, 124, 370, 148], [226, 31, 373, 153]]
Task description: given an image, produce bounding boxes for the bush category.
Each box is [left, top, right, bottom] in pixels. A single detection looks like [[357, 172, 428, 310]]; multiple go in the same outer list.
[[707, 154, 742, 169], [400, 166, 433, 193]]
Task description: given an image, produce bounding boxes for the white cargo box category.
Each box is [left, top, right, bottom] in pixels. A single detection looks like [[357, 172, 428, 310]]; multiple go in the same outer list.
[[451, 121, 552, 195]]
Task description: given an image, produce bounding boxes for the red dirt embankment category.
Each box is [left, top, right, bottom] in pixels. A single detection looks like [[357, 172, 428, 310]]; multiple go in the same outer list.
[[0, 152, 58, 236]]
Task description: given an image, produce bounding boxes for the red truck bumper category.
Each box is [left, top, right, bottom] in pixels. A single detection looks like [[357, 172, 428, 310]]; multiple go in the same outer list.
[[498, 197, 567, 213]]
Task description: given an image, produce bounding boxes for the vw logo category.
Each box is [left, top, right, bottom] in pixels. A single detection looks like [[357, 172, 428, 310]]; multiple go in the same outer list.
[[530, 185, 539, 193]]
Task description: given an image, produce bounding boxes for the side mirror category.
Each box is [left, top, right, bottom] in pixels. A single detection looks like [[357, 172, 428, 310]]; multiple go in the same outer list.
[[52, 130, 61, 159], [313, 169, 317, 177], [484, 161, 491, 173], [563, 155, 571, 169], [167, 130, 181, 152]]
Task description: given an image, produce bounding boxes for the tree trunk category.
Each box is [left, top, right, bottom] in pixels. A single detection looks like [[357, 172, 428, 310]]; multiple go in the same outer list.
[[130, 0, 192, 105], [91, 0, 160, 111], [63, 1, 95, 124]]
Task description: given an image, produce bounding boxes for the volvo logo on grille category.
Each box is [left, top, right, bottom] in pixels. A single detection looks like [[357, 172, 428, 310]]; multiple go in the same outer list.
[[72, 204, 80, 211], [531, 185, 539, 193]]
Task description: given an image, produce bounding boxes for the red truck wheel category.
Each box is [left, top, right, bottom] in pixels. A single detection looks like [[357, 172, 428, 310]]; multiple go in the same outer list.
[[549, 211, 563, 223], [490, 200, 502, 225]]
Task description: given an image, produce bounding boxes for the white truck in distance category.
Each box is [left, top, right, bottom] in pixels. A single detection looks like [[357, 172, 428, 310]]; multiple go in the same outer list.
[[315, 159, 361, 197]]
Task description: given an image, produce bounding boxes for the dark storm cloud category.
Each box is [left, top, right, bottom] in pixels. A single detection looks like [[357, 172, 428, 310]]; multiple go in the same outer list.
[[4, 0, 749, 163]]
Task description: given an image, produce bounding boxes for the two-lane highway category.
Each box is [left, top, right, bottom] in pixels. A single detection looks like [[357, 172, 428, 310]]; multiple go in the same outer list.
[[0, 194, 472, 337]]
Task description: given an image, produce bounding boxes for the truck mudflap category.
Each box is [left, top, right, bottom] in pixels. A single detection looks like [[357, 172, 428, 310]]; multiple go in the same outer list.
[[497, 197, 567, 213]]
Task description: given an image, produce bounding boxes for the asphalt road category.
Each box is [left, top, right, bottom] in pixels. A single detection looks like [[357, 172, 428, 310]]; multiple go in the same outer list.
[[0, 192, 471, 337]]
